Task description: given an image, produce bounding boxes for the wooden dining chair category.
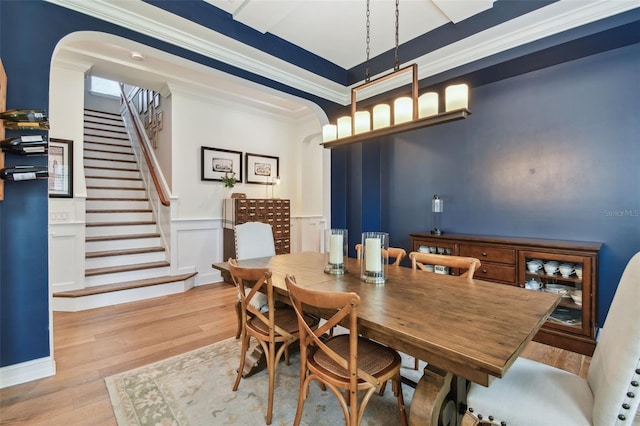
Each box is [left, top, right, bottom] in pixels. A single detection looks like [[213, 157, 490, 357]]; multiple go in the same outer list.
[[409, 251, 481, 282], [228, 259, 319, 425], [355, 243, 407, 266], [408, 251, 481, 370], [285, 274, 408, 426], [232, 221, 277, 338], [461, 251, 640, 426]]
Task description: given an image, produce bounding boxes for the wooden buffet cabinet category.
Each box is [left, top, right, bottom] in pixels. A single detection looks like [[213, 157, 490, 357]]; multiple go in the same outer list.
[[223, 198, 291, 261], [409, 233, 602, 355]]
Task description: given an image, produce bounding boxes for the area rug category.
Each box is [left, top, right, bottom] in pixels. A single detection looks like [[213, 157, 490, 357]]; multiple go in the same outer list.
[[105, 337, 417, 425]]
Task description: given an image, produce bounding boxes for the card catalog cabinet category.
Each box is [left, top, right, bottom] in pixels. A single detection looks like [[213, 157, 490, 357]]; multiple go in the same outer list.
[[410, 233, 601, 355], [223, 198, 291, 261]]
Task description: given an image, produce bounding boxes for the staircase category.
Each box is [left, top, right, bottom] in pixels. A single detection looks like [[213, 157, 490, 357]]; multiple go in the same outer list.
[[52, 109, 196, 311]]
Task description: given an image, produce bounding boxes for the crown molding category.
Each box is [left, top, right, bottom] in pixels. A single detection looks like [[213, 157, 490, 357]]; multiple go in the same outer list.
[[47, 0, 640, 106]]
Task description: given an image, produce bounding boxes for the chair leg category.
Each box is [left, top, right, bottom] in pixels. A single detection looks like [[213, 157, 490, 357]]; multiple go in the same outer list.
[[393, 374, 408, 426], [234, 301, 242, 339], [414, 357, 419, 370], [266, 342, 275, 425], [233, 332, 249, 391], [378, 380, 387, 396]]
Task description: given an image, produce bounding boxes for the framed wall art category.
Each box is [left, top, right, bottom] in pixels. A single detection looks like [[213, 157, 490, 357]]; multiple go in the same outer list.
[[48, 138, 74, 198], [201, 146, 243, 182], [245, 152, 279, 184]]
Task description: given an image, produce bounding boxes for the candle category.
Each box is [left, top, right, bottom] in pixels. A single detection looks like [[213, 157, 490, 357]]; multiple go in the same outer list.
[[329, 234, 343, 264], [354, 111, 371, 134], [445, 84, 469, 112], [418, 92, 439, 118], [394, 97, 413, 124], [365, 237, 382, 272], [322, 124, 337, 142], [337, 116, 352, 138], [373, 104, 391, 129]]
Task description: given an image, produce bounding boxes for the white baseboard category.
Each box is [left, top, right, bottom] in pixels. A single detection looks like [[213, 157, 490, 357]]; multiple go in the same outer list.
[[0, 356, 56, 389]]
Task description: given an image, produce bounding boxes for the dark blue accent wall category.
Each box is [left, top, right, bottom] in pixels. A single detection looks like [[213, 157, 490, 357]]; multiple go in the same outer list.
[[337, 43, 640, 325]]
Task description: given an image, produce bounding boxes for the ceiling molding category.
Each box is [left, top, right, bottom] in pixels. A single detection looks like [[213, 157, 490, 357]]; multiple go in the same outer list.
[[46, 0, 640, 107]]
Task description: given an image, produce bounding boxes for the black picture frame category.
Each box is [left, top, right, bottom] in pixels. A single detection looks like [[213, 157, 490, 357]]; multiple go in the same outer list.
[[245, 152, 279, 184], [48, 138, 73, 198], [201, 146, 243, 182]]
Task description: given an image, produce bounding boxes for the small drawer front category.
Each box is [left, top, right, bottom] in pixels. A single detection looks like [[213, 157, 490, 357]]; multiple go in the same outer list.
[[474, 264, 516, 284], [459, 244, 515, 265]]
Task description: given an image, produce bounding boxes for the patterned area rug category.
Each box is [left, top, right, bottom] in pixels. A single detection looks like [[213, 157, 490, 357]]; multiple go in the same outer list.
[[105, 337, 417, 425]]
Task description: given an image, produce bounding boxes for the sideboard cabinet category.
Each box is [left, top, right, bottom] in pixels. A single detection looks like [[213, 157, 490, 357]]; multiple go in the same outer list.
[[409, 233, 602, 355], [223, 198, 291, 261]]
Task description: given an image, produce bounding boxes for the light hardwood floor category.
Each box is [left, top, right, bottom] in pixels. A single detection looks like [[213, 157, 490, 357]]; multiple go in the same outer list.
[[0, 281, 590, 425]]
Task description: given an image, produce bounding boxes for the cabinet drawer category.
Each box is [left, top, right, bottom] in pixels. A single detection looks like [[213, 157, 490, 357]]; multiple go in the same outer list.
[[474, 264, 516, 284], [459, 244, 515, 265]]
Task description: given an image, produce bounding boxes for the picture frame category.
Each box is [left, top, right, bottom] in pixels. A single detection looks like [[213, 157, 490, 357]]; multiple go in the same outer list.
[[245, 152, 279, 184], [48, 138, 73, 198], [201, 146, 243, 182], [154, 92, 160, 108], [157, 110, 163, 130]]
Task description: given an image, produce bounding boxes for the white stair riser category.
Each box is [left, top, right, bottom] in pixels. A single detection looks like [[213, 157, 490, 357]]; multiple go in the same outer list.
[[84, 135, 129, 146], [84, 150, 135, 162], [85, 142, 132, 154], [84, 127, 127, 137], [87, 211, 153, 223], [86, 236, 161, 252], [84, 266, 171, 287], [86, 177, 144, 188], [52, 280, 189, 312], [86, 223, 157, 237], [85, 168, 139, 179], [85, 251, 166, 269], [84, 158, 138, 170], [84, 121, 124, 130], [87, 187, 147, 199], [86, 199, 150, 210]]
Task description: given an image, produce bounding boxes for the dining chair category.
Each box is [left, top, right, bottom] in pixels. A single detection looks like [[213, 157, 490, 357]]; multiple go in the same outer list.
[[232, 221, 277, 338], [228, 259, 319, 425], [355, 243, 407, 266], [285, 274, 408, 426], [461, 251, 640, 426], [409, 251, 481, 282]]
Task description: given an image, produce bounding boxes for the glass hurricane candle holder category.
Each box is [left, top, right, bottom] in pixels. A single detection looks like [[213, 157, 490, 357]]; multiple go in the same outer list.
[[324, 229, 348, 275], [360, 232, 388, 285]]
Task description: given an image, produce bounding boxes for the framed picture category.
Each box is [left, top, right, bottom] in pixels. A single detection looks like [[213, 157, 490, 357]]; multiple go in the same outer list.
[[154, 92, 160, 108], [201, 146, 243, 182], [48, 138, 73, 198], [157, 111, 163, 130], [245, 152, 279, 184]]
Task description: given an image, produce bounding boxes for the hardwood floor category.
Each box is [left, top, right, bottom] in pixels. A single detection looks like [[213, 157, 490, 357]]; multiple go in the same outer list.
[[0, 281, 590, 425]]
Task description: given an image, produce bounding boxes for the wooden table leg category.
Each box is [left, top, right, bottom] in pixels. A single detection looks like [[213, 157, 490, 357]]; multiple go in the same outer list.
[[409, 364, 460, 426]]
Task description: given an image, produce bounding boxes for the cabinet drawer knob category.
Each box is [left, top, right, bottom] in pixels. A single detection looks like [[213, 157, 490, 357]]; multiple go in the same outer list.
[[482, 269, 488, 273], [482, 252, 488, 256]]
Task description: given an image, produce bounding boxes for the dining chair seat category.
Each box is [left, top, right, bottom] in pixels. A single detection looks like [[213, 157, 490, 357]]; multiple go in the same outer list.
[[312, 334, 400, 382], [247, 308, 314, 336]]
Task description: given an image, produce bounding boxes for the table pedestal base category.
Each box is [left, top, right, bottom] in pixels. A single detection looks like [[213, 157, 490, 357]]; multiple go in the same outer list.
[[410, 365, 464, 426]]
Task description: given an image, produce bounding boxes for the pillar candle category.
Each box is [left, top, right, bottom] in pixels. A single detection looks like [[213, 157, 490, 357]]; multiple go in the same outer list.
[[418, 92, 439, 118], [373, 104, 391, 129], [329, 234, 343, 264], [322, 124, 337, 142], [365, 238, 382, 272], [337, 116, 352, 138], [354, 111, 371, 134], [394, 97, 413, 124], [445, 84, 469, 111]]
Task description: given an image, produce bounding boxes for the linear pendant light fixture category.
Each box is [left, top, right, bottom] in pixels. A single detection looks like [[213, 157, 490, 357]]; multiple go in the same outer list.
[[322, 0, 471, 149]]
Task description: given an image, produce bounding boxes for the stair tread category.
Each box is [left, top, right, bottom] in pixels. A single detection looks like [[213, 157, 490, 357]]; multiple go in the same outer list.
[[85, 166, 139, 172], [86, 209, 152, 213], [87, 220, 156, 227], [86, 197, 149, 201], [86, 246, 165, 258], [53, 272, 197, 298], [84, 156, 137, 163], [85, 176, 142, 181], [86, 233, 161, 242], [86, 185, 145, 190], [85, 260, 170, 276]]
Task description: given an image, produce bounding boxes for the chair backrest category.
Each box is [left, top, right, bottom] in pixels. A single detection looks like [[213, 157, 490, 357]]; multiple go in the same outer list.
[[234, 222, 276, 260], [355, 244, 407, 266], [285, 275, 381, 390], [229, 259, 293, 341], [587, 251, 640, 425], [409, 251, 481, 282]]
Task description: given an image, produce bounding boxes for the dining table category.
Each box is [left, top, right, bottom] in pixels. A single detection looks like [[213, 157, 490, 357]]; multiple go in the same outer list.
[[213, 251, 560, 426]]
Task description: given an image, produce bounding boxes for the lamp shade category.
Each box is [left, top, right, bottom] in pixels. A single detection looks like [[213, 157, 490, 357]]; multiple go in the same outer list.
[[322, 124, 337, 142], [337, 116, 352, 138], [445, 84, 469, 112], [394, 97, 413, 124], [419, 92, 439, 118], [354, 111, 371, 134], [372, 104, 391, 129]]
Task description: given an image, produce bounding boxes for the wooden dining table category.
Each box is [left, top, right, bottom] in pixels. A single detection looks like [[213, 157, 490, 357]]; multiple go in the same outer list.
[[213, 251, 560, 426]]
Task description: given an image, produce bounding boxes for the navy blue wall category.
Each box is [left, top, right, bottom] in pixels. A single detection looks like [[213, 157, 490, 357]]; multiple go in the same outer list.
[[335, 43, 640, 325]]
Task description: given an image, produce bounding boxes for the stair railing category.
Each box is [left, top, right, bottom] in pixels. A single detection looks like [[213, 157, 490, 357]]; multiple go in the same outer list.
[[119, 84, 170, 206]]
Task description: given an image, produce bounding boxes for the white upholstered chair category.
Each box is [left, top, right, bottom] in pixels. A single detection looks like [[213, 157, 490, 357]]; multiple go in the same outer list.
[[461, 251, 640, 426], [232, 222, 277, 338]]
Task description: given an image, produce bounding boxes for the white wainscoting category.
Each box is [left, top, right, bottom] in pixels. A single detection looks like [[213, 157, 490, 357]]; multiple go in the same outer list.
[[49, 221, 86, 293], [291, 215, 326, 254], [172, 218, 224, 286]]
